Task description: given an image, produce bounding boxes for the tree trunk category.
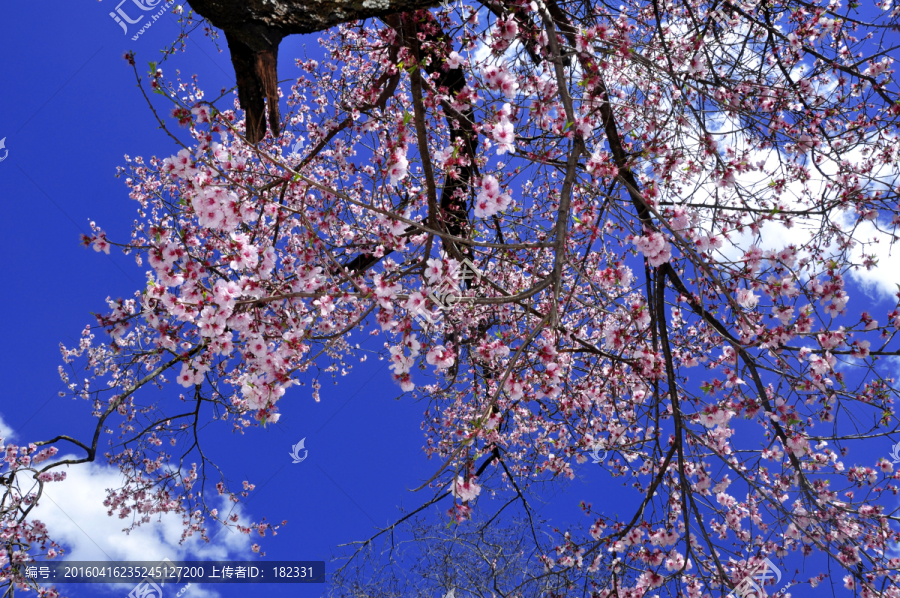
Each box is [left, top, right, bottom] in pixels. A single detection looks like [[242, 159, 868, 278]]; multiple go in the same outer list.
[[188, 0, 442, 143]]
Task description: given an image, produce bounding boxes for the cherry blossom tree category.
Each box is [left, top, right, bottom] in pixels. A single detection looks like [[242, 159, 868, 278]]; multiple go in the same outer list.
[[326, 511, 618, 596], [3, 0, 900, 595]]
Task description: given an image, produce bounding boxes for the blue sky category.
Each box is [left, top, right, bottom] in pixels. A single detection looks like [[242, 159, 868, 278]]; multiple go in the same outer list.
[[1, 3, 898, 598], [0, 3, 445, 597], [0, 5, 599, 597]]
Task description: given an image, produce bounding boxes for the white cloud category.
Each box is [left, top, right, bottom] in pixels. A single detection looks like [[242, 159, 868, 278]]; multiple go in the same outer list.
[[29, 456, 259, 597], [0, 412, 16, 442], [660, 100, 900, 304], [838, 217, 900, 301]]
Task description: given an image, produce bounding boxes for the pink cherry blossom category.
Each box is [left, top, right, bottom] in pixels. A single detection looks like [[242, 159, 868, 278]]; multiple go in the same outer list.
[[450, 476, 481, 502], [9, 5, 897, 596]]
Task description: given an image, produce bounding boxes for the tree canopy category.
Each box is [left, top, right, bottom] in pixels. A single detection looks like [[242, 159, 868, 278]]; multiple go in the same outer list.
[[3, 0, 900, 595]]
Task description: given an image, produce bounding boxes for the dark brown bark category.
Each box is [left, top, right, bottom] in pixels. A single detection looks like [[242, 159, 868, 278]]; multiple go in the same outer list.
[[342, 11, 477, 274], [414, 14, 476, 253], [188, 0, 442, 142], [189, 0, 441, 37], [223, 28, 283, 143]]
